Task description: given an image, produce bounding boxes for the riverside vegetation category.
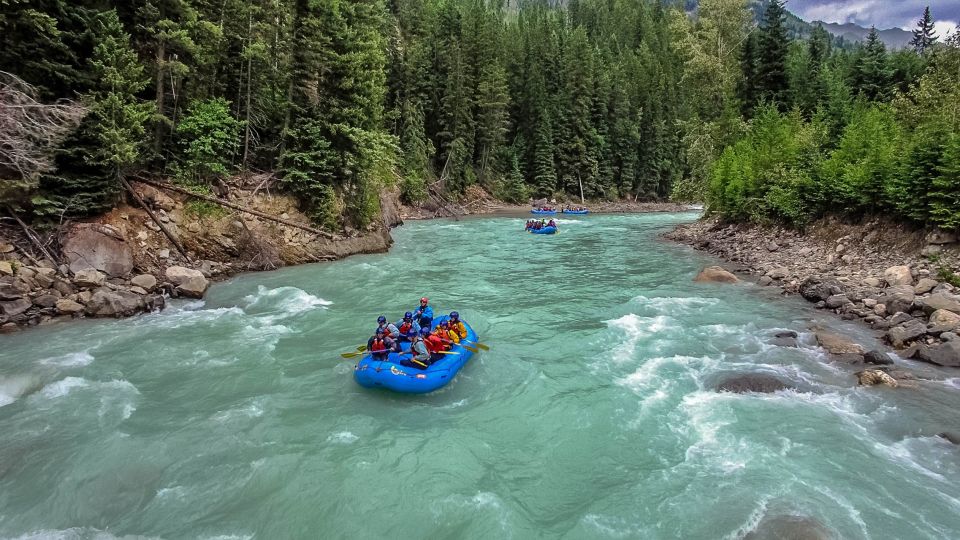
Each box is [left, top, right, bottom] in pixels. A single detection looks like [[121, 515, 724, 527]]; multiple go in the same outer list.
[[0, 0, 958, 336]]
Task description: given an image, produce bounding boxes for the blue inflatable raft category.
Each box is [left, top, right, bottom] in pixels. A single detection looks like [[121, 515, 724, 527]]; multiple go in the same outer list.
[[531, 209, 556, 215], [562, 209, 589, 215], [353, 316, 478, 393], [528, 226, 557, 235]]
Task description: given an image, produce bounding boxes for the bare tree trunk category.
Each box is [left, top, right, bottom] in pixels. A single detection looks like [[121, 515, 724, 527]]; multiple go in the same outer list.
[[577, 173, 585, 204], [242, 4, 255, 170], [120, 177, 190, 260], [154, 40, 166, 153]]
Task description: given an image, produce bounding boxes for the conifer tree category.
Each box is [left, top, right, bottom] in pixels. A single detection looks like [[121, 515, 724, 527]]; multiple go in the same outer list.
[[853, 27, 891, 101], [910, 6, 938, 55], [756, 0, 790, 109]]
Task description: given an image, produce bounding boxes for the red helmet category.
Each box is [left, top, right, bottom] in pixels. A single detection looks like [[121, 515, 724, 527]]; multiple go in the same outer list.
[[420, 297, 429, 304]]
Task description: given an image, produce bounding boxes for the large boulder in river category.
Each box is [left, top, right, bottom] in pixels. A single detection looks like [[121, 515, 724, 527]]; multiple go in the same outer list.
[[164, 266, 209, 298], [884, 265, 913, 287], [62, 223, 134, 277], [694, 266, 739, 284], [85, 288, 145, 317], [800, 276, 843, 303], [916, 341, 960, 367], [856, 369, 899, 388], [715, 373, 793, 394], [130, 274, 158, 292], [815, 330, 865, 355]]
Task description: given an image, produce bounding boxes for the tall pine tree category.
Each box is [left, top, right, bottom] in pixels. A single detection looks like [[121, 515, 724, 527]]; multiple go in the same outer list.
[[755, 0, 790, 109], [910, 6, 938, 55]]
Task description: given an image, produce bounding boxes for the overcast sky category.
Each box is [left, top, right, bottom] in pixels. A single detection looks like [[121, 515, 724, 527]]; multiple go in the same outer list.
[[785, 0, 958, 37]]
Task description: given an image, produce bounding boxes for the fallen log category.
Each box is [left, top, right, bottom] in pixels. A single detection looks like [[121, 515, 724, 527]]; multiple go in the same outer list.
[[133, 178, 336, 239], [120, 177, 190, 261]]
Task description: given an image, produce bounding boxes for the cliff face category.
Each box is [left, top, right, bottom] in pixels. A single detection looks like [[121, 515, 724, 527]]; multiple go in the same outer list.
[[0, 180, 400, 331]]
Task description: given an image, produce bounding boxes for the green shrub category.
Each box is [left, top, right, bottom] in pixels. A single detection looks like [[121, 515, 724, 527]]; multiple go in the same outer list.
[[176, 98, 243, 183]]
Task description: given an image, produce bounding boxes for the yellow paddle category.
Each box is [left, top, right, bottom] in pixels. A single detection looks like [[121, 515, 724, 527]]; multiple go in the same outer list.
[[462, 339, 489, 351]]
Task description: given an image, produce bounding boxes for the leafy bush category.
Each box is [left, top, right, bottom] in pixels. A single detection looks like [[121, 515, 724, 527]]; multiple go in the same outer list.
[[176, 98, 243, 183]]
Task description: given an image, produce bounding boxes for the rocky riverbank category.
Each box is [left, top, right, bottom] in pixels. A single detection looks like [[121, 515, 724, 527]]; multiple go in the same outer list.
[[667, 216, 960, 370], [0, 178, 402, 332], [400, 185, 693, 220]]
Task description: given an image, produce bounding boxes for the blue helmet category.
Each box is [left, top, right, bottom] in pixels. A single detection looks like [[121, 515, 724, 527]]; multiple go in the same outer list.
[[404, 311, 413, 320], [420, 327, 432, 336], [375, 327, 385, 335], [377, 315, 387, 324], [450, 311, 459, 320]]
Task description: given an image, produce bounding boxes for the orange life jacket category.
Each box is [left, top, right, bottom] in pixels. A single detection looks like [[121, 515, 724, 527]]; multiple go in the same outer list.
[[371, 338, 387, 353], [399, 321, 413, 335]]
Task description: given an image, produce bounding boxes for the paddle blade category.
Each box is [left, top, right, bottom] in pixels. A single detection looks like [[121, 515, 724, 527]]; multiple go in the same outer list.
[[462, 345, 479, 353], [357, 345, 367, 352], [475, 343, 490, 351], [341, 351, 362, 359]]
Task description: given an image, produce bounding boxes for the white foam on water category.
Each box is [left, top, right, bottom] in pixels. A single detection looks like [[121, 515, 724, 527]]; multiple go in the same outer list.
[[605, 314, 676, 364], [722, 494, 774, 540], [244, 285, 332, 315], [213, 400, 265, 422], [579, 514, 647, 538], [0, 374, 43, 407], [13, 528, 162, 540], [630, 295, 720, 314], [39, 351, 94, 368], [327, 431, 359, 444], [37, 377, 89, 399]]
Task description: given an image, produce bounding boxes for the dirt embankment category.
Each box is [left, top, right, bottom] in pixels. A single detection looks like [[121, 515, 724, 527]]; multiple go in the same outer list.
[[667, 216, 960, 369], [0, 178, 402, 332]]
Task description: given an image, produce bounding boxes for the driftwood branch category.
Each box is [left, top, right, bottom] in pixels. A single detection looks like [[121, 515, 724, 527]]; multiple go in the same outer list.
[[120, 177, 190, 261], [134, 178, 336, 239], [5, 206, 60, 267]]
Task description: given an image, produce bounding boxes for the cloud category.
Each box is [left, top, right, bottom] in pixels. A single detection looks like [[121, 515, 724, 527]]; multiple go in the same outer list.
[[786, 0, 960, 31]]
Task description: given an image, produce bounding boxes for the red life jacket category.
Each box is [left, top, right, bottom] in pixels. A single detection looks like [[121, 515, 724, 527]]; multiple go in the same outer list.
[[371, 338, 387, 353], [399, 321, 413, 335], [425, 334, 445, 353]]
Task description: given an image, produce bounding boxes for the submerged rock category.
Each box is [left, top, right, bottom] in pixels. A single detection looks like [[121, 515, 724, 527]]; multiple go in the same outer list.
[[863, 350, 895, 365], [694, 266, 739, 284], [937, 432, 960, 445], [744, 514, 834, 540], [856, 369, 899, 388], [815, 330, 865, 355], [715, 373, 794, 394]]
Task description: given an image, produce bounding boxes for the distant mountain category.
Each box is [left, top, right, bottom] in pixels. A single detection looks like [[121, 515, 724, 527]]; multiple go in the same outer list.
[[813, 21, 913, 49], [686, 0, 914, 49]]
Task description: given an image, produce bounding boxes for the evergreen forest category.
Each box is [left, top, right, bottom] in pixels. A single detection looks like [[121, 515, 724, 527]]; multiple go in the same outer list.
[[1, 0, 958, 231]]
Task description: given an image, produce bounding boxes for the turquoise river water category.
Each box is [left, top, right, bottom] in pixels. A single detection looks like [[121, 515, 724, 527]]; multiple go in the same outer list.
[[2, 212, 960, 539]]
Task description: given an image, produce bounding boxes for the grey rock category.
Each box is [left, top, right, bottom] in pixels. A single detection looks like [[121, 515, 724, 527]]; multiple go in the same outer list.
[[914, 278, 939, 295], [890, 312, 914, 326], [774, 330, 798, 338], [0, 261, 12, 276], [743, 514, 834, 540], [130, 274, 158, 291], [864, 350, 895, 365], [766, 242, 779, 252], [32, 294, 59, 308], [73, 269, 105, 288], [800, 276, 844, 302], [937, 432, 960, 445], [55, 299, 84, 314], [772, 336, 799, 347], [919, 293, 960, 315], [767, 267, 789, 279], [85, 288, 145, 318], [927, 230, 958, 244], [916, 341, 960, 367], [928, 309, 960, 334], [825, 294, 850, 309], [887, 320, 927, 348], [863, 277, 882, 287], [715, 373, 794, 394], [942, 332, 959, 342], [816, 330, 865, 355], [884, 265, 913, 287], [0, 298, 31, 316], [884, 286, 915, 315], [0, 276, 30, 300], [62, 223, 134, 277]]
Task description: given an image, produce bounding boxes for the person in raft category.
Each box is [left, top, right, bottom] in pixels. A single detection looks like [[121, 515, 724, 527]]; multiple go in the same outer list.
[[547, 219, 556, 228], [448, 311, 467, 339], [376, 315, 400, 340], [424, 326, 448, 362], [413, 296, 433, 328], [401, 327, 431, 369], [394, 311, 420, 341], [367, 328, 396, 361]]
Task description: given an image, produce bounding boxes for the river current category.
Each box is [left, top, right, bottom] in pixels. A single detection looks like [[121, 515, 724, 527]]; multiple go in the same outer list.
[[2, 212, 960, 539]]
